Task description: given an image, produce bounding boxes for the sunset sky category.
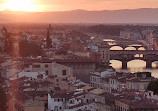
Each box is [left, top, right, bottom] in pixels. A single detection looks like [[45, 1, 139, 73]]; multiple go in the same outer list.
[[0, 0, 158, 12]]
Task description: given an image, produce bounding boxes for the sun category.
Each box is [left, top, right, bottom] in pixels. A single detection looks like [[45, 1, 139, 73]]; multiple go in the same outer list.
[[5, 0, 35, 12]]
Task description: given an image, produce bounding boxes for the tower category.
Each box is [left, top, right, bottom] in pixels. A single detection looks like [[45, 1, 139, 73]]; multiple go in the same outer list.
[[46, 24, 52, 48], [1, 26, 10, 53]]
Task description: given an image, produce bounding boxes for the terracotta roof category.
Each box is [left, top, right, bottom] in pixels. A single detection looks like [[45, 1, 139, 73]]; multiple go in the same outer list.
[[50, 91, 74, 99]]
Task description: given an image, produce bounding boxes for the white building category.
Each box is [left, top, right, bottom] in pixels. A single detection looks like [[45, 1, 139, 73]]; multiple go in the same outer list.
[[17, 71, 47, 79], [48, 90, 86, 111], [90, 69, 116, 89]]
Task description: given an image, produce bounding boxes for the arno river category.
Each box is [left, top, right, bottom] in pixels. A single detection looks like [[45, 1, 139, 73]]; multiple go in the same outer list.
[[104, 39, 158, 78]]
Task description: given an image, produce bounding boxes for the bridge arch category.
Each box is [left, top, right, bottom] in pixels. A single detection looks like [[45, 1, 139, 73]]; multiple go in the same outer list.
[[110, 46, 123, 50], [124, 46, 136, 50], [152, 61, 158, 68], [138, 47, 146, 50], [127, 59, 146, 69], [110, 60, 122, 69]]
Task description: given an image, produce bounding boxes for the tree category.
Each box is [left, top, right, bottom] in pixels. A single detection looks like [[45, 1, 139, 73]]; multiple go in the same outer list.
[[95, 62, 112, 70], [0, 87, 7, 111], [0, 75, 7, 111], [147, 79, 158, 94], [19, 41, 43, 57]]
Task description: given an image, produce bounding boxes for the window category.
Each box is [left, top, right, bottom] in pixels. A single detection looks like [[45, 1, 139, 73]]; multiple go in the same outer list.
[[54, 106, 58, 111], [45, 64, 48, 68], [70, 100, 72, 104], [54, 99, 57, 102], [62, 70, 66, 76], [137, 84, 140, 90], [46, 70, 48, 75], [144, 84, 147, 89], [33, 65, 40, 68], [24, 64, 30, 68]]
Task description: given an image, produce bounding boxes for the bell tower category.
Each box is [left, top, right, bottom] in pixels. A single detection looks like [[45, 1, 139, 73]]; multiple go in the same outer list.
[[46, 24, 52, 48]]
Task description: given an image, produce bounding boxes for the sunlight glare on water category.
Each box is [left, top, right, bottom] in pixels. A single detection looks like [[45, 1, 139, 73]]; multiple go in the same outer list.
[[110, 60, 122, 69], [109, 45, 158, 78], [110, 60, 158, 78], [110, 46, 123, 50], [125, 47, 136, 50], [138, 47, 146, 50]]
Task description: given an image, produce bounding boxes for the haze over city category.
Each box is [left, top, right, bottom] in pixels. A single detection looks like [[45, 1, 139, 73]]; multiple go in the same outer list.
[[0, 0, 158, 111], [0, 0, 158, 12]]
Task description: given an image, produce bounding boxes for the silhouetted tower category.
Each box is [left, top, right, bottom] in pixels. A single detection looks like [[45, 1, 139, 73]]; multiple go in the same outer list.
[[1, 26, 11, 53], [46, 24, 52, 48]]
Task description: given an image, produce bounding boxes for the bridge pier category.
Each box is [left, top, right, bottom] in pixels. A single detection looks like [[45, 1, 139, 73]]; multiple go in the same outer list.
[[135, 47, 139, 51], [122, 60, 128, 69], [146, 60, 152, 68]]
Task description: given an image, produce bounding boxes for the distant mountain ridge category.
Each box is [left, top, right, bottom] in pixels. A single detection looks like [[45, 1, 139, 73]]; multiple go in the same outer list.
[[0, 8, 158, 23]]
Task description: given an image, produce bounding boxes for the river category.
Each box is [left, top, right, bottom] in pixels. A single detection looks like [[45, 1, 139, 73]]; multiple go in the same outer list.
[[103, 39, 158, 78]]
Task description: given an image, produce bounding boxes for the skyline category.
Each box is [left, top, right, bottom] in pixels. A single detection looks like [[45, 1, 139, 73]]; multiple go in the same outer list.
[[0, 0, 158, 12]]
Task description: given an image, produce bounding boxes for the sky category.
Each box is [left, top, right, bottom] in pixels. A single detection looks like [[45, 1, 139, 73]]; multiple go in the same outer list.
[[0, 0, 158, 12]]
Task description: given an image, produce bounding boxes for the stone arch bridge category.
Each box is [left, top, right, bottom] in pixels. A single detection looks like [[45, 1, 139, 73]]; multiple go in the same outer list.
[[110, 50, 158, 69], [109, 45, 144, 50]]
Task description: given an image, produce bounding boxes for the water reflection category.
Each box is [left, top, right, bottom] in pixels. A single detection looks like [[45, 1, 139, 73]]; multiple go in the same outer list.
[[110, 60, 122, 69], [110, 46, 123, 50], [109, 43, 158, 78], [103, 39, 115, 42], [138, 47, 146, 50], [125, 47, 136, 50], [110, 60, 158, 78]]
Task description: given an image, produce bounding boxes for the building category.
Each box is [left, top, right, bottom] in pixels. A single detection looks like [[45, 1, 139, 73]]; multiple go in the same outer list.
[[126, 72, 154, 92], [8, 92, 45, 111], [54, 56, 96, 83], [97, 42, 110, 63], [24, 58, 73, 79], [115, 90, 158, 111]]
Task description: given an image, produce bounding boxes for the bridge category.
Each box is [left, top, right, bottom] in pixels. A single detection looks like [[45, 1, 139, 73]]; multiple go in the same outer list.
[[110, 50, 158, 69], [109, 45, 144, 50]]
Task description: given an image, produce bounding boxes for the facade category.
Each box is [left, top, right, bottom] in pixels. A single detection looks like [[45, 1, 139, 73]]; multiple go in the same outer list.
[[146, 31, 154, 49], [90, 71, 153, 93], [24, 99, 45, 111], [48, 90, 91, 111], [54, 56, 96, 83], [48, 92, 67, 111], [126, 72, 153, 92], [115, 91, 158, 111], [98, 43, 110, 63], [8, 92, 45, 111], [24, 59, 73, 79]]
